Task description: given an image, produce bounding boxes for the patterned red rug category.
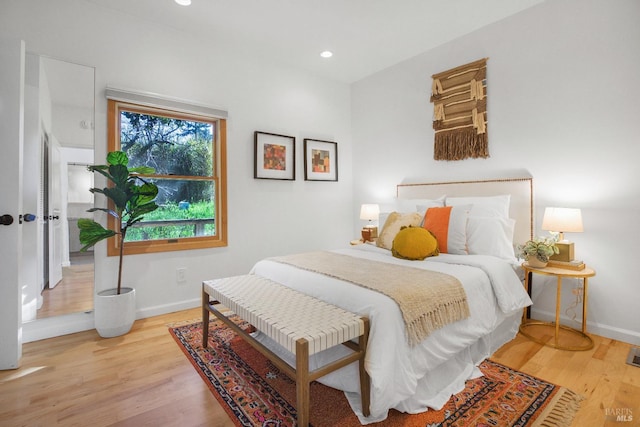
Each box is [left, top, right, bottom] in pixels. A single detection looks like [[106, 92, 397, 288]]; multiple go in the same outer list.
[[169, 317, 583, 426]]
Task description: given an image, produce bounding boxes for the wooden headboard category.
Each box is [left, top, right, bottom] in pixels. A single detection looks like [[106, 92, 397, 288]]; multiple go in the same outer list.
[[397, 177, 533, 245]]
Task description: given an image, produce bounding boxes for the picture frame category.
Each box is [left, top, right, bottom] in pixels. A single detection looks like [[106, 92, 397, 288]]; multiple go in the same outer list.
[[304, 139, 338, 181], [254, 131, 296, 180]]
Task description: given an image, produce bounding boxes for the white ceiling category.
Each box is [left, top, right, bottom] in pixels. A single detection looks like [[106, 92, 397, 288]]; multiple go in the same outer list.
[[84, 0, 544, 83]]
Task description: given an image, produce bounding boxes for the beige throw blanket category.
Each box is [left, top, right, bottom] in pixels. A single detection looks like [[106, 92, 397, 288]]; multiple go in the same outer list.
[[269, 251, 470, 346]]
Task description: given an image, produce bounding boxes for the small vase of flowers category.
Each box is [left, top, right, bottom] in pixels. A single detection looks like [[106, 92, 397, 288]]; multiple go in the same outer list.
[[517, 235, 559, 268]]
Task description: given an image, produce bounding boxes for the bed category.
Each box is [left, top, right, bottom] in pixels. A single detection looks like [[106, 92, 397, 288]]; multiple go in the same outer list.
[[248, 176, 534, 424]]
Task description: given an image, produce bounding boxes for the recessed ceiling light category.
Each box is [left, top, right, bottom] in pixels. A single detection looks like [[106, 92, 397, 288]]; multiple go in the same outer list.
[[320, 51, 333, 58], [175, 0, 191, 5]]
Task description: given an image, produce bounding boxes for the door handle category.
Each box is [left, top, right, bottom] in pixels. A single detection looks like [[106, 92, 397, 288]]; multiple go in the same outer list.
[[20, 213, 36, 224], [1, 214, 14, 226]]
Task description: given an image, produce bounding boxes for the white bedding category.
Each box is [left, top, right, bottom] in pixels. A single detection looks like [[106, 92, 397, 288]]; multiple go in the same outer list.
[[250, 244, 532, 424]]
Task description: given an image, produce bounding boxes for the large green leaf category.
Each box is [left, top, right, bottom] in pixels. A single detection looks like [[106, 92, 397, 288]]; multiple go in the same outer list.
[[107, 151, 129, 166], [102, 187, 128, 210], [77, 218, 116, 251], [132, 182, 159, 205], [109, 164, 130, 187], [126, 202, 159, 225]]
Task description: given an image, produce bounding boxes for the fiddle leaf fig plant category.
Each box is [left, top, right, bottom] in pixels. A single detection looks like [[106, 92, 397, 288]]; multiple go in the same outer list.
[[78, 151, 159, 294], [516, 235, 560, 263]]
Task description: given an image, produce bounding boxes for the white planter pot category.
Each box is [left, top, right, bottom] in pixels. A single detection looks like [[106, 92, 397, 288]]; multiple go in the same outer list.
[[95, 287, 136, 338]]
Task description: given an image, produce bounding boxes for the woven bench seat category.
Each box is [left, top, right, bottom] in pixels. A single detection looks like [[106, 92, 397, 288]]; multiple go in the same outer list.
[[202, 274, 370, 426]]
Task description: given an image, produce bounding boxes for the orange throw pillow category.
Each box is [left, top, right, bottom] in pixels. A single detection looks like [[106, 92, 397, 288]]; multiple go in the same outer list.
[[422, 205, 469, 254]]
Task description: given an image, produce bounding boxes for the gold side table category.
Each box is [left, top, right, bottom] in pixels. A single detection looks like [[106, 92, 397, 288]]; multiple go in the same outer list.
[[520, 263, 596, 351]]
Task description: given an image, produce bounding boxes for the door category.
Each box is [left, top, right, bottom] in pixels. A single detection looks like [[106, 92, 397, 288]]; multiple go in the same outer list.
[[42, 133, 49, 289], [41, 133, 64, 290], [48, 140, 63, 288], [0, 39, 25, 370]]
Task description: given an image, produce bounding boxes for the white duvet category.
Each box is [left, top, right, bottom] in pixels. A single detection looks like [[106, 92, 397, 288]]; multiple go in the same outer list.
[[250, 244, 532, 424]]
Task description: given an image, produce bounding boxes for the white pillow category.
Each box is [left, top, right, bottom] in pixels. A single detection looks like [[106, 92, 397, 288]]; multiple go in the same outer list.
[[467, 216, 516, 260], [446, 195, 511, 218]]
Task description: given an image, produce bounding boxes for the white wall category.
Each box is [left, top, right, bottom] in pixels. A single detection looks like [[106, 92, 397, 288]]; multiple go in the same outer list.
[[1, 0, 353, 339], [352, 0, 640, 344]]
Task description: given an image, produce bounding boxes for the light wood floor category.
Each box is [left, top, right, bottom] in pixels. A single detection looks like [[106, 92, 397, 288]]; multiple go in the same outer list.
[[37, 253, 94, 319], [36, 265, 94, 319], [1, 307, 638, 427]]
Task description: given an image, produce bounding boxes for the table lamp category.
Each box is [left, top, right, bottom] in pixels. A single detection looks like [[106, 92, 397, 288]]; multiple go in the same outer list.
[[541, 207, 583, 262], [360, 204, 379, 242]]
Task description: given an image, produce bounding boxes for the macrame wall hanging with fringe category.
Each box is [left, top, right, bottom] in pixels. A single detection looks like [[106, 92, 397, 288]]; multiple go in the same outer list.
[[431, 58, 488, 161]]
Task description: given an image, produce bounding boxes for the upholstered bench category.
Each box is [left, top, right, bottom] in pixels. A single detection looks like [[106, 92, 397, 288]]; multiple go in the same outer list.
[[202, 274, 370, 426]]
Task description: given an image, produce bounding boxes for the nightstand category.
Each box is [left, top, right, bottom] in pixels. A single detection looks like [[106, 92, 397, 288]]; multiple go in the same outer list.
[[520, 263, 596, 351], [350, 239, 376, 245]]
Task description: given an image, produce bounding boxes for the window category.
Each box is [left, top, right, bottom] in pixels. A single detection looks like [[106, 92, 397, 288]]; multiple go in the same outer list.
[[106, 95, 227, 255]]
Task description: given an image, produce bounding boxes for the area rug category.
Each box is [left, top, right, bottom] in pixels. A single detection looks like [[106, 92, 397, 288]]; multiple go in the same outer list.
[[169, 317, 583, 426]]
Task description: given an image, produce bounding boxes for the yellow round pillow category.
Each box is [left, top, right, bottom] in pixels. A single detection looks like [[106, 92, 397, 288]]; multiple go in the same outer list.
[[391, 226, 439, 260]]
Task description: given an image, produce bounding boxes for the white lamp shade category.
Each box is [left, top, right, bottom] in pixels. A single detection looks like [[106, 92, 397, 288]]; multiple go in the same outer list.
[[359, 204, 380, 221], [541, 207, 584, 233]]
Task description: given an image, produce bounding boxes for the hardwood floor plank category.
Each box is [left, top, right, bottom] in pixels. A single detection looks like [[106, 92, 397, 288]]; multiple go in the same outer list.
[[2, 307, 638, 426], [493, 332, 640, 427]]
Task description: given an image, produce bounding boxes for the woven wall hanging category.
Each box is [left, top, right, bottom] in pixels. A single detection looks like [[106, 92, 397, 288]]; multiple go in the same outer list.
[[431, 58, 488, 161]]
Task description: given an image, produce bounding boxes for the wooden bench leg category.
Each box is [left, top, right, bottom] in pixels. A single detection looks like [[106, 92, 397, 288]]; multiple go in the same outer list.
[[359, 317, 371, 417], [202, 288, 210, 348], [296, 338, 310, 427]]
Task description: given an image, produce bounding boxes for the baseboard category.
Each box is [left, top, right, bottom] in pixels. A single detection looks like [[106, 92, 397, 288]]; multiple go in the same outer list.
[[530, 308, 640, 346], [22, 298, 202, 343], [136, 298, 201, 319]]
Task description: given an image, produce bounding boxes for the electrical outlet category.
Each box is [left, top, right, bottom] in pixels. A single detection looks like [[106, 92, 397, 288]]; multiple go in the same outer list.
[[176, 268, 187, 285]]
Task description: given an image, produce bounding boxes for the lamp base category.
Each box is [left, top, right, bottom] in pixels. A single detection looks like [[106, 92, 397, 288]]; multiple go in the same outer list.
[[365, 225, 378, 239], [550, 241, 574, 262], [361, 226, 378, 242]]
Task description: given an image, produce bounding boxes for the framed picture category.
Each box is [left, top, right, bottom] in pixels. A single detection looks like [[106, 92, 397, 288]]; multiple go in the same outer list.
[[304, 139, 338, 181], [254, 131, 296, 180]]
